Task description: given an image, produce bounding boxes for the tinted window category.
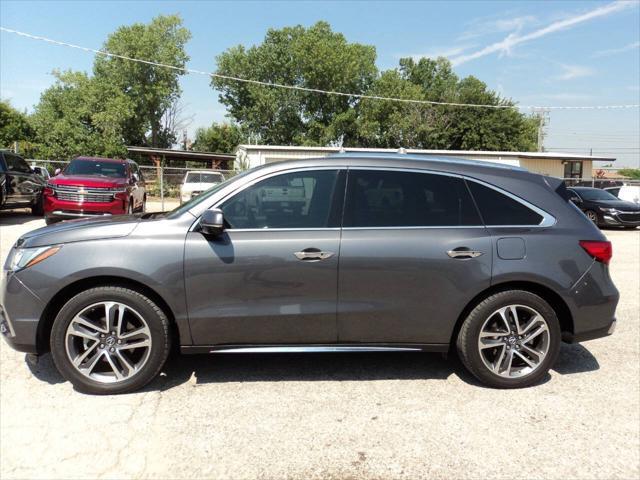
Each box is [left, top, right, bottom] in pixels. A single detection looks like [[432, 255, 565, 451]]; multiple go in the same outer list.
[[576, 188, 618, 201], [343, 170, 481, 227], [221, 170, 339, 229], [186, 172, 224, 184], [65, 159, 126, 178], [4, 153, 31, 173], [467, 181, 543, 226]]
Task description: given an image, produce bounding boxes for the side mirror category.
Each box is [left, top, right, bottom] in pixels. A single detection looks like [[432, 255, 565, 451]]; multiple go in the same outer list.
[[200, 208, 225, 237], [54, 168, 61, 176]]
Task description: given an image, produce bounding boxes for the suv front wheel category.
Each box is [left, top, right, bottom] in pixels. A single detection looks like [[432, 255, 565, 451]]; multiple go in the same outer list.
[[50, 286, 170, 394], [456, 290, 561, 388]]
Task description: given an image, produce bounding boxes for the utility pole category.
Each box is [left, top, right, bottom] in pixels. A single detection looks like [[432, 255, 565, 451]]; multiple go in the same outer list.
[[532, 108, 550, 152]]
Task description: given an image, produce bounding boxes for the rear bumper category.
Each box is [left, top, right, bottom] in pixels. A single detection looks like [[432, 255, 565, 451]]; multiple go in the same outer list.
[[563, 319, 616, 343]]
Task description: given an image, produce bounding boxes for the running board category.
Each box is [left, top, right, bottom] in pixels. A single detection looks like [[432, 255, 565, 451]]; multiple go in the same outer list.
[[181, 344, 449, 354]]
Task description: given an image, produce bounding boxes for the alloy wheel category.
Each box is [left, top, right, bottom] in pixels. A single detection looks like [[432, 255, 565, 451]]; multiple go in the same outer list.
[[65, 301, 152, 383], [586, 210, 598, 223], [477, 304, 550, 379]]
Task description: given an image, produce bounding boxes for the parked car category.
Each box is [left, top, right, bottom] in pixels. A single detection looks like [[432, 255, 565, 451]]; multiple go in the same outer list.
[[31, 165, 51, 181], [44, 157, 146, 224], [604, 185, 640, 205], [567, 186, 640, 229], [0, 150, 45, 215], [1, 154, 619, 394], [180, 170, 225, 204]]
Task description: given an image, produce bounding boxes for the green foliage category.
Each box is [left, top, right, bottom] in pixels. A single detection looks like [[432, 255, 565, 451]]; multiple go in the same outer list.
[[30, 71, 131, 159], [617, 168, 640, 179], [212, 21, 377, 145], [30, 15, 191, 160], [0, 100, 34, 150], [93, 14, 191, 147], [192, 122, 245, 153], [356, 57, 539, 150], [212, 26, 539, 151]]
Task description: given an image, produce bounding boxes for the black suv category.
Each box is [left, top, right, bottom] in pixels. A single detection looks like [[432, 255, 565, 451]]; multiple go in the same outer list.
[[0, 150, 45, 215]]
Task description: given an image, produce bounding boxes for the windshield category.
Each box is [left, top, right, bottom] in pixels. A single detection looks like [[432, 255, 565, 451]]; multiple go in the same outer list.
[[185, 172, 224, 184], [577, 189, 619, 201], [65, 159, 126, 178], [168, 170, 250, 218]]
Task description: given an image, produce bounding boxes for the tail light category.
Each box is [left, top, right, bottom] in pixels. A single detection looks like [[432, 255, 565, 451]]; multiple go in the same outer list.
[[579, 240, 612, 265]]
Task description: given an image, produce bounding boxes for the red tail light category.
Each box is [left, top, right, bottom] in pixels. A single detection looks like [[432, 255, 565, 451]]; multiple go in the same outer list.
[[579, 240, 612, 265]]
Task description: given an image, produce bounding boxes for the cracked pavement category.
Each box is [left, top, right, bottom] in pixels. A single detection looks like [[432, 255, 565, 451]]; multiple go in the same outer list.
[[1, 209, 639, 479]]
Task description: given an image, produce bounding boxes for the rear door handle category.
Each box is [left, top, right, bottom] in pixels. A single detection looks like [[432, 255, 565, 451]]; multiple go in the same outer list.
[[447, 248, 483, 259], [294, 248, 334, 261]]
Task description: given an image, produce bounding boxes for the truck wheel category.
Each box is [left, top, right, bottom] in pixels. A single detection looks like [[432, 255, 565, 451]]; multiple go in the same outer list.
[[456, 290, 561, 389], [31, 194, 44, 216], [50, 286, 171, 394]]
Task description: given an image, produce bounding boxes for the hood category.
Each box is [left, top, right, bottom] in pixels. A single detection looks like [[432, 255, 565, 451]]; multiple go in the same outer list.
[[17, 215, 140, 248], [595, 199, 640, 212], [50, 174, 127, 189]]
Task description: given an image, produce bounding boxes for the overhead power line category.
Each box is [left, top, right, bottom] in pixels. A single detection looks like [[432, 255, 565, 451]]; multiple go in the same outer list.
[[2, 26, 640, 111]]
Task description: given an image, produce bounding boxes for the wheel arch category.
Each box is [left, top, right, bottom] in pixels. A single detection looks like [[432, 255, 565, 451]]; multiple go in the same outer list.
[[449, 281, 574, 348], [36, 275, 180, 354]]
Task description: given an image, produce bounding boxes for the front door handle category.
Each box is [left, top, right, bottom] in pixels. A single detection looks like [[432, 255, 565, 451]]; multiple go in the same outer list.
[[294, 248, 335, 261], [447, 248, 483, 259]]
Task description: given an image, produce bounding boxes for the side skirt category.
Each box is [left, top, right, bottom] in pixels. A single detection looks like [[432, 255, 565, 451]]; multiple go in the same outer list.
[[180, 344, 449, 354]]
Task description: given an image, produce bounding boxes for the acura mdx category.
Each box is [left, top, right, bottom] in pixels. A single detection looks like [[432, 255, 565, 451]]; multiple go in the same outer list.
[[1, 154, 618, 394]]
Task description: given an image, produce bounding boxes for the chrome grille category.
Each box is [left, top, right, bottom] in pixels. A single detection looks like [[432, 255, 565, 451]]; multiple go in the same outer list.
[[53, 185, 115, 203]]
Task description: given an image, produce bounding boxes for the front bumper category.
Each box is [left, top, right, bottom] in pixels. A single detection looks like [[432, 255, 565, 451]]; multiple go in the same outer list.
[[0, 270, 44, 354], [44, 195, 127, 220], [601, 211, 640, 227]]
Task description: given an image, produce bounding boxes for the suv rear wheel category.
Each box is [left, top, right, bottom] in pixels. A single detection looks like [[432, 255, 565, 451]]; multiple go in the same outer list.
[[50, 286, 170, 394], [456, 290, 561, 388]]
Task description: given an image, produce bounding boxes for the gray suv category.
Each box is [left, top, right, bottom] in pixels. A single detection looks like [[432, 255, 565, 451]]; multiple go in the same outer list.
[[1, 154, 618, 394]]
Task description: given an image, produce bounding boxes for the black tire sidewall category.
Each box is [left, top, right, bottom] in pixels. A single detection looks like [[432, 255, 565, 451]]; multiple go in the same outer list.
[[457, 290, 561, 389], [50, 286, 170, 395]]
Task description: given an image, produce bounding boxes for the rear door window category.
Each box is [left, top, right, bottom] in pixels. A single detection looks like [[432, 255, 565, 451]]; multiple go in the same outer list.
[[343, 169, 481, 227], [467, 181, 543, 226]]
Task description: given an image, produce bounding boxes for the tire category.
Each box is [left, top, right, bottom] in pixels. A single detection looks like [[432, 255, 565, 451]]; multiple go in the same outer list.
[[139, 196, 146, 213], [45, 217, 58, 226], [31, 194, 44, 216], [456, 290, 561, 389], [50, 286, 170, 394], [127, 199, 134, 215], [585, 209, 599, 225]]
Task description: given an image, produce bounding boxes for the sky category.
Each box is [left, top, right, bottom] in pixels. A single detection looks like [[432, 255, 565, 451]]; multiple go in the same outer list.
[[1, 0, 639, 167]]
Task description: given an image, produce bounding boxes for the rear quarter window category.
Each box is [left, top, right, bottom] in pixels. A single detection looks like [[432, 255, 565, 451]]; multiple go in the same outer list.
[[467, 181, 543, 226]]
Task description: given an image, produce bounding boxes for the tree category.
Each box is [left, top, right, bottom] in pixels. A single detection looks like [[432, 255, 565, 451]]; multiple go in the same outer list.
[[192, 122, 245, 153], [30, 70, 132, 159], [356, 57, 539, 150], [93, 14, 191, 148], [212, 21, 377, 145], [617, 168, 640, 180], [0, 100, 34, 149]]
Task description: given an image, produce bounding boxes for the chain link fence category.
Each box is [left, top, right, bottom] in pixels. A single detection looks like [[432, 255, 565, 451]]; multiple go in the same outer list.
[[25, 159, 640, 212]]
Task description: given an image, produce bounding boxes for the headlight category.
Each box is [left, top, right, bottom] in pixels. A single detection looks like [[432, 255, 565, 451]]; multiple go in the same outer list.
[[9, 246, 62, 271], [599, 207, 618, 214]]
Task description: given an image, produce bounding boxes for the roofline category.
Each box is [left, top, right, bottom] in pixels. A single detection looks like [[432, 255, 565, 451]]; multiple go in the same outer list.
[[127, 146, 235, 159], [235, 144, 615, 162]]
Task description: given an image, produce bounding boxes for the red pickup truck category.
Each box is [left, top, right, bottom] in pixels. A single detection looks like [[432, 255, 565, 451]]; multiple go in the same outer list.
[[44, 157, 146, 224]]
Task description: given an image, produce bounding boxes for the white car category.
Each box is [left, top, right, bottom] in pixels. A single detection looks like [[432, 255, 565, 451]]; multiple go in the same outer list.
[[605, 185, 640, 205], [180, 170, 226, 204]]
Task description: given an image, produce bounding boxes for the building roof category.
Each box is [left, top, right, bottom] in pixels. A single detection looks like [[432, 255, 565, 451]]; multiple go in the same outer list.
[[127, 146, 235, 161], [236, 144, 615, 162]]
